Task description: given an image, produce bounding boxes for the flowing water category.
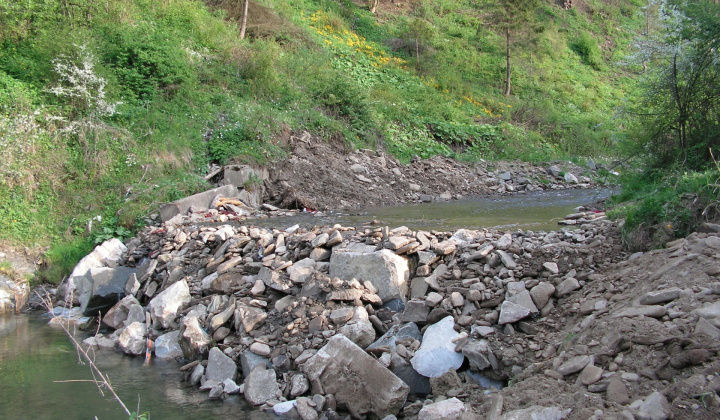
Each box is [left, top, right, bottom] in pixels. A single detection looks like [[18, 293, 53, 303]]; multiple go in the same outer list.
[[0, 188, 614, 419]]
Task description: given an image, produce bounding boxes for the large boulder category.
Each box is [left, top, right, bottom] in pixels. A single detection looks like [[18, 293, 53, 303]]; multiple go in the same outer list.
[[159, 185, 241, 221], [102, 295, 142, 330], [329, 249, 409, 303], [302, 334, 409, 418], [66, 239, 126, 303], [205, 347, 237, 383], [118, 322, 147, 356], [179, 316, 211, 360], [410, 316, 464, 378], [78, 266, 137, 316], [154, 330, 183, 359], [244, 367, 281, 406], [148, 280, 191, 329]]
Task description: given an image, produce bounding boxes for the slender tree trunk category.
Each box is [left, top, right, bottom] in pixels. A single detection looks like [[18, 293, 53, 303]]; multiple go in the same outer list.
[[504, 27, 511, 96], [240, 0, 249, 40], [415, 39, 420, 70]]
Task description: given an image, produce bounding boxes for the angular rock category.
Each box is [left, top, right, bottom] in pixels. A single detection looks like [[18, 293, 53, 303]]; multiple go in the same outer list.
[[418, 397, 466, 420], [462, 340, 492, 371], [410, 317, 464, 378], [179, 316, 211, 359], [496, 250, 516, 269], [303, 335, 409, 418], [154, 330, 182, 360], [79, 266, 137, 316], [240, 349, 269, 377], [543, 262, 559, 275], [579, 364, 603, 386], [613, 306, 667, 319], [339, 320, 376, 349], [291, 374, 310, 398], [259, 267, 292, 292], [530, 282, 555, 311], [235, 303, 267, 333], [103, 295, 142, 330], [402, 299, 429, 323], [288, 258, 316, 284], [205, 347, 237, 383], [554, 278, 580, 298], [606, 377, 630, 405], [329, 249, 409, 303], [498, 301, 531, 325], [118, 322, 147, 356], [638, 287, 682, 305], [148, 280, 190, 329], [507, 290, 538, 315], [636, 391, 670, 420], [244, 367, 281, 406], [557, 355, 591, 376]]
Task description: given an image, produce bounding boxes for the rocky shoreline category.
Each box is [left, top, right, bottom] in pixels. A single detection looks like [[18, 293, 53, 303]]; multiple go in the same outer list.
[[27, 190, 720, 420]]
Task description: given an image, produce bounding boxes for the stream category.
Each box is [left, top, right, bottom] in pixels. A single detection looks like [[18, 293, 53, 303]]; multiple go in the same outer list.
[[0, 188, 614, 419]]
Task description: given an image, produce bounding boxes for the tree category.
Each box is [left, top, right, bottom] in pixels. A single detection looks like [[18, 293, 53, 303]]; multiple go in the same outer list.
[[481, 0, 541, 96], [632, 0, 720, 169], [239, 0, 249, 40]]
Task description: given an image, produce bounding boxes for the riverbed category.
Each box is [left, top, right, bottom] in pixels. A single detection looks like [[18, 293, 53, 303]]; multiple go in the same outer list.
[[0, 188, 613, 419]]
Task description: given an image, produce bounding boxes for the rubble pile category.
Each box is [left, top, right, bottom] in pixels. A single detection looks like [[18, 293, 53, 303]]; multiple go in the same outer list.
[[52, 202, 707, 420]]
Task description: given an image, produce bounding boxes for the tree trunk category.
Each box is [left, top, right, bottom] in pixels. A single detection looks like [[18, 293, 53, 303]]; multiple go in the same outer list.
[[239, 0, 249, 40], [504, 27, 511, 96]]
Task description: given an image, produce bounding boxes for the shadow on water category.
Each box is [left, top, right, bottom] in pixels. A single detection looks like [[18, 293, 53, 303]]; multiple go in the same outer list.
[[0, 314, 271, 419]]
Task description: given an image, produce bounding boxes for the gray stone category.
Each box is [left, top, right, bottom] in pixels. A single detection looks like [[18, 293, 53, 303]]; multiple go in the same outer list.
[[102, 294, 141, 330], [339, 320, 376, 349], [557, 355, 591, 376], [329, 249, 409, 303], [508, 290, 538, 315], [547, 166, 562, 178], [635, 391, 670, 420], [148, 280, 191, 329], [498, 301, 531, 325], [291, 374, 310, 397], [694, 301, 720, 327], [579, 364, 603, 385], [118, 322, 147, 356], [179, 316, 211, 359], [554, 278, 580, 298], [189, 364, 205, 386], [542, 262, 559, 275], [695, 317, 720, 339], [205, 347, 237, 383], [606, 377, 630, 405], [410, 317, 464, 378], [496, 233, 513, 250], [402, 299, 429, 323], [638, 287, 682, 305], [240, 349, 269, 377], [303, 335, 409, 418], [160, 185, 241, 221], [497, 172, 512, 181], [210, 299, 236, 331], [367, 323, 423, 353], [259, 267, 292, 292], [154, 330, 182, 359], [462, 340, 492, 371], [530, 282, 555, 310], [417, 397, 466, 420], [235, 303, 267, 333], [309, 247, 332, 261], [296, 397, 319, 420], [244, 367, 281, 406], [613, 306, 667, 319], [67, 238, 127, 301], [496, 250, 516, 269], [79, 266, 137, 317], [564, 173, 578, 184], [498, 406, 571, 420], [249, 342, 271, 357], [223, 378, 241, 395], [288, 258, 316, 284]]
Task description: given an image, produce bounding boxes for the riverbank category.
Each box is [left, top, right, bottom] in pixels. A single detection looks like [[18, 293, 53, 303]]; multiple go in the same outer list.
[[25, 196, 720, 419]]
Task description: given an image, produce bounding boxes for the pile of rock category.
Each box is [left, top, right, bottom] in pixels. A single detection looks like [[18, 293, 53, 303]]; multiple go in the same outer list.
[[54, 203, 632, 419]]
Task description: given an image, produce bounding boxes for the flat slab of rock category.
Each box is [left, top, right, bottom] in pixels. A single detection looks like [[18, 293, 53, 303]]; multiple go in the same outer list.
[[638, 287, 682, 305], [410, 316, 464, 378], [613, 306, 667, 319], [302, 334, 409, 418], [498, 301, 531, 325], [154, 330, 182, 359]]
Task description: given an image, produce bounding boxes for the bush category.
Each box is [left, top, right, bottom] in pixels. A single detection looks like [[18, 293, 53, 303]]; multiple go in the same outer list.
[[569, 31, 602, 70]]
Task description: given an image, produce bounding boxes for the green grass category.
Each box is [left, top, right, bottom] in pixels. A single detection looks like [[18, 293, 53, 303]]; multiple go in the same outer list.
[[0, 0, 649, 281]]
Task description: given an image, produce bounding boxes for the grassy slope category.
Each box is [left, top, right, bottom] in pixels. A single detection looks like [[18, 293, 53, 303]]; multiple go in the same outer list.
[[0, 0, 645, 280]]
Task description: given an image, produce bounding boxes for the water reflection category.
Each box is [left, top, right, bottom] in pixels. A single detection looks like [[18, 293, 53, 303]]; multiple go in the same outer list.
[[0, 314, 270, 420]]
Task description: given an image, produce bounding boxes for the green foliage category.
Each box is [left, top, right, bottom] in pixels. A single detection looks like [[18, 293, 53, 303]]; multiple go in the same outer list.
[[569, 31, 602, 70], [39, 236, 94, 284]]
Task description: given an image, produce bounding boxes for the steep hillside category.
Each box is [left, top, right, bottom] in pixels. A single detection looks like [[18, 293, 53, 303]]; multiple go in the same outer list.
[[0, 0, 644, 280]]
